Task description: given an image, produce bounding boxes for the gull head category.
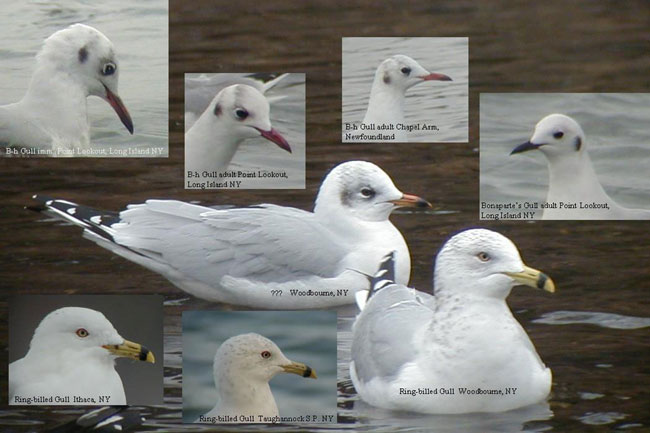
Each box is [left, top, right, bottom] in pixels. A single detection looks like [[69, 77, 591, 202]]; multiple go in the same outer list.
[[29, 307, 154, 363], [314, 161, 431, 222], [511, 114, 586, 161], [36, 23, 133, 134], [434, 229, 555, 299], [208, 84, 291, 152], [375, 54, 452, 93], [213, 333, 316, 388]]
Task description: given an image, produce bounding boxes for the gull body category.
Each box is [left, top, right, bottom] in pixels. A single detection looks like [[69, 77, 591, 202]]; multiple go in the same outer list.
[[351, 229, 554, 414], [9, 307, 154, 405], [0, 24, 133, 152], [511, 114, 650, 219], [31, 161, 430, 309]]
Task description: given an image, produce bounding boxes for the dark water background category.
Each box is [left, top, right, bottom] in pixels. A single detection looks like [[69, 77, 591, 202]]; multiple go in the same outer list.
[[1, 0, 649, 431]]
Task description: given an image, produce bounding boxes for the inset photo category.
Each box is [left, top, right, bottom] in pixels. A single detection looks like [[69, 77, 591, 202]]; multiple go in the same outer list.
[[184, 73, 305, 189], [8, 295, 164, 406], [182, 310, 336, 424], [342, 37, 468, 143], [0, 1, 169, 157], [480, 93, 650, 220]]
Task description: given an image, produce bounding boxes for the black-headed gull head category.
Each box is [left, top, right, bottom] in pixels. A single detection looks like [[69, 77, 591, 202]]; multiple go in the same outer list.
[[375, 54, 452, 93], [434, 229, 555, 300], [36, 23, 133, 134], [314, 160, 431, 222], [511, 114, 586, 161], [208, 84, 291, 152]]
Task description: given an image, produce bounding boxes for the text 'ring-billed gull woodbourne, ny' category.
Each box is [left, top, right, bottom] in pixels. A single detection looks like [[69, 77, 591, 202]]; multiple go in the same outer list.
[[351, 229, 555, 414], [359, 54, 452, 142], [0, 24, 133, 152], [511, 113, 650, 219], [29, 160, 431, 309], [9, 307, 154, 406], [197, 333, 316, 424]]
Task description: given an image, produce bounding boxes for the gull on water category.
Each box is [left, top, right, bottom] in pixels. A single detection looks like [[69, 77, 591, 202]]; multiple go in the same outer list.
[[511, 113, 650, 219], [351, 229, 554, 414], [9, 307, 155, 406], [360, 54, 452, 142], [197, 333, 316, 423], [0, 24, 133, 152], [30, 160, 431, 309], [185, 81, 291, 174]]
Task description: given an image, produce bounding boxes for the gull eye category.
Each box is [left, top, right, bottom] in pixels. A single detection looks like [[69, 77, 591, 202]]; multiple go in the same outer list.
[[477, 252, 490, 262], [234, 108, 249, 120], [360, 187, 375, 198], [553, 131, 564, 139], [101, 62, 116, 76], [261, 350, 271, 359], [400, 67, 411, 75], [76, 328, 89, 338]]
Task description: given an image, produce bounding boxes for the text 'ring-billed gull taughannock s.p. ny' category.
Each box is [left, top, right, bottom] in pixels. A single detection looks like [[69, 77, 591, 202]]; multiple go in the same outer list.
[[9, 307, 154, 406], [0, 24, 133, 152], [30, 161, 431, 309], [511, 113, 650, 219], [351, 229, 554, 414], [197, 333, 316, 424]]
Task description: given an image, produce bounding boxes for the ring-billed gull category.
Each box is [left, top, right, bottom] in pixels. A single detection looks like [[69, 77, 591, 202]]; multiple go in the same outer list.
[[360, 55, 452, 142], [29, 160, 431, 308], [185, 83, 291, 174], [511, 113, 650, 219], [196, 333, 316, 424], [0, 24, 133, 152], [9, 307, 155, 406], [351, 229, 554, 414]]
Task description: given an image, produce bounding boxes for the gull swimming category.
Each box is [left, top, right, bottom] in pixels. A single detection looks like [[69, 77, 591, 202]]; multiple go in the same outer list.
[[0, 24, 133, 153], [185, 83, 291, 174], [511, 113, 650, 219], [9, 307, 155, 406], [360, 54, 452, 142], [351, 229, 554, 414], [197, 333, 316, 423], [30, 160, 431, 309]]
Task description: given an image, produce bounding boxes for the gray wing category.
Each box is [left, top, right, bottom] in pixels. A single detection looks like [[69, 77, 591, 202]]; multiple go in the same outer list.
[[352, 284, 435, 383]]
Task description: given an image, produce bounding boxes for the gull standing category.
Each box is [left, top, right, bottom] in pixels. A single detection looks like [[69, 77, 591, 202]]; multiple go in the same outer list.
[[0, 24, 133, 152], [197, 333, 316, 423], [511, 113, 650, 219], [9, 307, 155, 406], [351, 229, 554, 414], [30, 160, 431, 309], [361, 55, 451, 142]]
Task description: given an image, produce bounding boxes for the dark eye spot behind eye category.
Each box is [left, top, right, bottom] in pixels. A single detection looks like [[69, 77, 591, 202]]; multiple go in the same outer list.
[[235, 108, 249, 120], [574, 136, 582, 151], [401, 67, 411, 75], [383, 72, 391, 84], [214, 103, 222, 116], [553, 131, 564, 139], [78, 47, 88, 63]]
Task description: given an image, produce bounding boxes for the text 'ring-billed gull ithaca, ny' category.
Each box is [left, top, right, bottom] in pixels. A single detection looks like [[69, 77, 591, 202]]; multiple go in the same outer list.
[[9, 307, 154, 406], [30, 160, 431, 309], [0, 24, 133, 153], [197, 333, 316, 424], [511, 113, 650, 220], [351, 229, 555, 414]]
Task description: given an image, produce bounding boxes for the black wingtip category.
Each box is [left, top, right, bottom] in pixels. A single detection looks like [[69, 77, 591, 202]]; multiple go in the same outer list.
[[368, 251, 397, 300]]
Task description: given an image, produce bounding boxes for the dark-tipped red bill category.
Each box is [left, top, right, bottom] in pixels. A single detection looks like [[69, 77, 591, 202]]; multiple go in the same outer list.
[[104, 85, 134, 134], [419, 72, 453, 81], [255, 127, 292, 153]]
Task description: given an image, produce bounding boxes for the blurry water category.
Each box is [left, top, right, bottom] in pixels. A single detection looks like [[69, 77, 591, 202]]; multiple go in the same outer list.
[[342, 37, 468, 142], [480, 93, 650, 218], [0, 0, 168, 156]]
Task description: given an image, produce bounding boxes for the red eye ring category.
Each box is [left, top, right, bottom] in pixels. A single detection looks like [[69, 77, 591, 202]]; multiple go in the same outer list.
[[261, 350, 271, 359], [76, 328, 89, 338]]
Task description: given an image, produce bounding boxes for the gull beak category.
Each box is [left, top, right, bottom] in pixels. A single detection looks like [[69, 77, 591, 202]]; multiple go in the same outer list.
[[254, 127, 292, 153], [505, 265, 555, 293], [510, 141, 543, 155], [419, 72, 452, 81], [103, 339, 155, 363], [103, 85, 134, 134], [389, 193, 432, 209], [281, 361, 317, 379]]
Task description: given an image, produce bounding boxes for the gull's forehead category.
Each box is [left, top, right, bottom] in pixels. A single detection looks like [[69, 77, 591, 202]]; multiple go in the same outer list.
[[35, 307, 118, 337], [40, 24, 116, 68], [332, 161, 389, 185], [220, 333, 279, 358], [536, 114, 579, 135], [445, 229, 517, 256], [220, 84, 268, 112]]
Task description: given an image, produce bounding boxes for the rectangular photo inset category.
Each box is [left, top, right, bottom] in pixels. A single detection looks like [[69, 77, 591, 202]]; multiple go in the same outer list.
[[8, 295, 164, 406], [0, 1, 169, 158], [342, 37, 468, 143], [182, 310, 336, 425], [184, 73, 306, 189], [480, 93, 650, 220]]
